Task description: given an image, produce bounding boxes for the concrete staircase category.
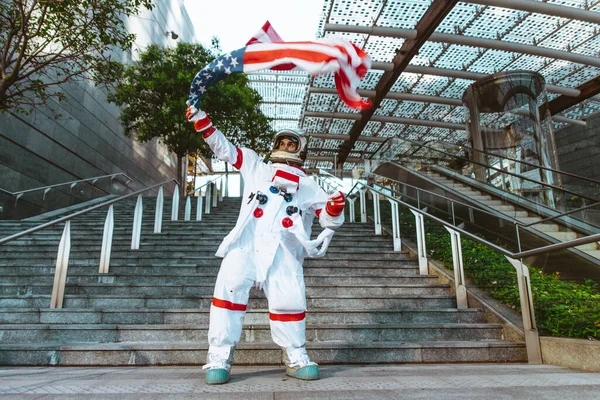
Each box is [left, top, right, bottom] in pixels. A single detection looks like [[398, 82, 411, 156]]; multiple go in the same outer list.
[[0, 196, 526, 365], [424, 171, 600, 261]]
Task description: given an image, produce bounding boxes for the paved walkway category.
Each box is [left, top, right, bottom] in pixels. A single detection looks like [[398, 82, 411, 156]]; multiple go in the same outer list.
[[1, 363, 600, 399]]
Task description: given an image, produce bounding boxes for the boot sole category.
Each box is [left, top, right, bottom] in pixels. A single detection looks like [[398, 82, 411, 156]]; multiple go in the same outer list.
[[286, 365, 320, 380], [205, 368, 230, 385]]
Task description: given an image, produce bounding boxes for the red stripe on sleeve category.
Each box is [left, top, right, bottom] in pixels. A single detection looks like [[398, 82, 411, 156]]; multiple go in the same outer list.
[[315, 209, 322, 218], [233, 147, 243, 169], [269, 311, 306, 322], [212, 297, 247, 311], [202, 127, 216, 139]]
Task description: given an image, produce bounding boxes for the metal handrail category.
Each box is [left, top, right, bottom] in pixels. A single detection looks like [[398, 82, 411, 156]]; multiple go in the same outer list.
[[321, 170, 551, 362], [0, 173, 134, 199], [189, 174, 224, 195], [0, 178, 176, 246], [371, 137, 600, 205], [319, 170, 600, 260], [1, 178, 181, 309], [371, 136, 600, 187], [416, 163, 600, 233]]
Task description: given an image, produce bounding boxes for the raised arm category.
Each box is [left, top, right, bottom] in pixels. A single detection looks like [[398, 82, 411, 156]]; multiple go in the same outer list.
[[186, 106, 242, 168]]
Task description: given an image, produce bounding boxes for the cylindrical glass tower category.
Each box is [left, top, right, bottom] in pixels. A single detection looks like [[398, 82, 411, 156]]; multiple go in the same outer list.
[[462, 70, 560, 207]]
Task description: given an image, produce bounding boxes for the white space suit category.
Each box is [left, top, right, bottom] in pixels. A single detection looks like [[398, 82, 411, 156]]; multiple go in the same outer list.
[[201, 126, 344, 373]]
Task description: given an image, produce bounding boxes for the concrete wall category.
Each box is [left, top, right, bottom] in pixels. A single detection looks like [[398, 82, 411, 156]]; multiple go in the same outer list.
[[554, 111, 600, 185], [0, 0, 195, 219]]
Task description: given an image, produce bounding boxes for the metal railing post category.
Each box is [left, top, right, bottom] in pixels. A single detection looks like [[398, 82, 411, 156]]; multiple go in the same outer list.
[[99, 205, 114, 274], [131, 195, 143, 250], [184, 196, 191, 221], [505, 257, 543, 364], [347, 197, 356, 223], [370, 189, 382, 235], [50, 221, 71, 309], [224, 173, 229, 198], [171, 184, 180, 221], [410, 210, 428, 275], [205, 184, 212, 215], [444, 227, 468, 309], [219, 177, 224, 201], [154, 186, 164, 233], [388, 199, 402, 251], [359, 189, 367, 223], [212, 182, 218, 207], [196, 193, 203, 221]]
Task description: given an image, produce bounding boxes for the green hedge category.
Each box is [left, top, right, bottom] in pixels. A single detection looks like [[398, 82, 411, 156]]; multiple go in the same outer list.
[[353, 195, 600, 339]]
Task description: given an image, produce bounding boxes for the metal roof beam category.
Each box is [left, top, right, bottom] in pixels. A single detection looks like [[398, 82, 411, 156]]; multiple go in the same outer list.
[[309, 133, 386, 143], [304, 111, 465, 130], [370, 63, 580, 97], [326, 23, 600, 68], [337, 0, 459, 166], [308, 87, 586, 125], [464, 0, 600, 24], [544, 75, 600, 116]]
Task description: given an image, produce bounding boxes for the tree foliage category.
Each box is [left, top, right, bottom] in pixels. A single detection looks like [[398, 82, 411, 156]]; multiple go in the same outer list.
[[103, 41, 273, 182], [0, 0, 153, 113]]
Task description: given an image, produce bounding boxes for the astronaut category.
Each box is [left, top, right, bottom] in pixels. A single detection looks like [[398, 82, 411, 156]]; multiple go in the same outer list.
[[186, 107, 345, 385]]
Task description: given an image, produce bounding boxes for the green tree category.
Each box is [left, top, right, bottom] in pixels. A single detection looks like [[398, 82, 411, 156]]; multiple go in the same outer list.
[[103, 42, 273, 191], [0, 0, 153, 113]]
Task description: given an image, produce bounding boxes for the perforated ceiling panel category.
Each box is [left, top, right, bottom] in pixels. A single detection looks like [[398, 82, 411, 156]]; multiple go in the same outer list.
[[245, 0, 600, 173]]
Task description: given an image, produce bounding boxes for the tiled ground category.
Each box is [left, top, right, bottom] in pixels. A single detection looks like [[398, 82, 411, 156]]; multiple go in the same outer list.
[[1, 363, 600, 399]]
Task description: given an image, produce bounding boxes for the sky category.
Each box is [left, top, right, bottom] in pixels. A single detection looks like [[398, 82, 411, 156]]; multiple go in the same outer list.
[[183, 0, 324, 53]]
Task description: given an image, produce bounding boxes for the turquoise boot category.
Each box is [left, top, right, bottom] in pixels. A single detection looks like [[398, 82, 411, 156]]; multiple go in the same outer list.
[[283, 346, 320, 381], [204, 346, 234, 385], [286, 364, 320, 380], [205, 368, 230, 385]]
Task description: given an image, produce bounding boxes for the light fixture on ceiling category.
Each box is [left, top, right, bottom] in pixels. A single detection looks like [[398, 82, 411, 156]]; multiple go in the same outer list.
[[166, 31, 179, 40]]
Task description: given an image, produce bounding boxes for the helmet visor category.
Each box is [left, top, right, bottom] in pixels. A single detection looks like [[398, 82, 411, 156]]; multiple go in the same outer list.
[[274, 135, 299, 153]]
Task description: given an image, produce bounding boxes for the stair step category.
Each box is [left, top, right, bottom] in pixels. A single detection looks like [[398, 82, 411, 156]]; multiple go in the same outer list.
[[0, 322, 504, 344], [0, 340, 527, 365], [0, 283, 452, 297], [0, 294, 457, 309], [0, 308, 483, 325]]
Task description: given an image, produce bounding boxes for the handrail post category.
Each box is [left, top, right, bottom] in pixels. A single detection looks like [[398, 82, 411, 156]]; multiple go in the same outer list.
[[505, 257, 543, 364], [224, 173, 229, 198], [99, 205, 114, 274], [219, 177, 224, 201], [212, 182, 218, 208], [359, 188, 367, 223], [196, 192, 203, 221], [410, 210, 428, 275], [50, 221, 71, 308], [154, 186, 164, 233], [131, 195, 143, 250], [171, 184, 180, 221], [388, 199, 402, 251], [444, 227, 468, 308], [370, 189, 382, 235], [184, 196, 191, 221], [347, 196, 356, 223], [205, 184, 212, 215], [43, 188, 51, 201]]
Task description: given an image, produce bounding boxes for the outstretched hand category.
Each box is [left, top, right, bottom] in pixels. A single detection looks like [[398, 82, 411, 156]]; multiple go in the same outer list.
[[186, 105, 213, 133], [326, 190, 345, 217]]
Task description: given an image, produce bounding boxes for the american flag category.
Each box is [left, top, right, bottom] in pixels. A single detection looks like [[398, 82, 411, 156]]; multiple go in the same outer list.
[[188, 21, 372, 111]]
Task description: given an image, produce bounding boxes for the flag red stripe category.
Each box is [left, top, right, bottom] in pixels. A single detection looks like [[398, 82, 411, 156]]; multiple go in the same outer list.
[[269, 311, 306, 322], [244, 48, 338, 66], [212, 297, 247, 311]]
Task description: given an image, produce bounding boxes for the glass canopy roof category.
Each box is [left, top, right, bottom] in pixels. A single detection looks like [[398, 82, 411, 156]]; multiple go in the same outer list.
[[246, 0, 600, 172]]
